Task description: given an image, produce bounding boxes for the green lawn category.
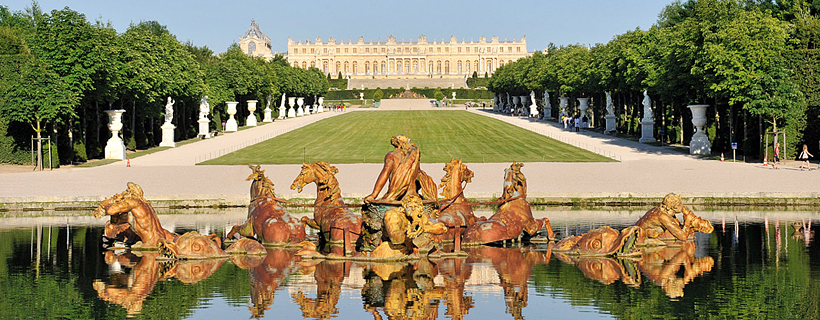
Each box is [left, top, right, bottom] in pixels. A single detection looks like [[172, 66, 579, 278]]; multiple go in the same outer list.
[[201, 110, 616, 164]]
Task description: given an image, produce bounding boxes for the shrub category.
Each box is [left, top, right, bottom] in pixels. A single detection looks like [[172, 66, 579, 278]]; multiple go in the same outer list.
[[434, 89, 444, 101], [373, 88, 384, 102]]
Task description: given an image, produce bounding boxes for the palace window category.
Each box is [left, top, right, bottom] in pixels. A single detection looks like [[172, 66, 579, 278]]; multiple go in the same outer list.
[[437, 61, 441, 73], [466, 60, 471, 73], [345, 48, 348, 53], [323, 48, 327, 54], [429, 47, 433, 52], [380, 62, 385, 73], [500, 47, 504, 53], [437, 47, 441, 53], [445, 47, 449, 53], [508, 47, 512, 52], [336, 48, 340, 53], [474, 46, 478, 52], [353, 48, 357, 53], [413, 47, 418, 53], [302, 61, 307, 69], [344, 61, 349, 73], [293, 62, 298, 67], [458, 47, 461, 53], [353, 61, 357, 74], [322, 61, 328, 73], [466, 47, 470, 53], [457, 61, 462, 73], [335, 61, 341, 72], [311, 48, 315, 54], [365, 48, 369, 53], [365, 61, 370, 73], [445, 61, 450, 73], [310, 61, 315, 68], [428, 61, 433, 74], [248, 42, 256, 55], [382, 48, 386, 53], [517, 46, 521, 52]]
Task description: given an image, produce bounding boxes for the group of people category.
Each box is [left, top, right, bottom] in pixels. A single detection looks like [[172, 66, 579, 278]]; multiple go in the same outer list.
[[561, 115, 589, 132], [332, 104, 347, 112], [770, 141, 815, 171]]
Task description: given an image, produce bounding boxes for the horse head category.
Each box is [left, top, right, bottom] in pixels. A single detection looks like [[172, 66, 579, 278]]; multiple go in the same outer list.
[[247, 165, 275, 199], [439, 158, 473, 198], [291, 162, 339, 194]]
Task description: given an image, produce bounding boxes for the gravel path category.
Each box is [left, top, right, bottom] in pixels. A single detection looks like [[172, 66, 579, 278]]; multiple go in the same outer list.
[[2, 99, 817, 204]]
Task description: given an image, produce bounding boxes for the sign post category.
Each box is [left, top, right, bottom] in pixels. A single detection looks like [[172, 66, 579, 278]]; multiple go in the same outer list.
[[731, 142, 737, 162]]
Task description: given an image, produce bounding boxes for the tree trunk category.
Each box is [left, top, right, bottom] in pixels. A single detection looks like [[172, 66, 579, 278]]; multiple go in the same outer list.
[[35, 121, 42, 171]]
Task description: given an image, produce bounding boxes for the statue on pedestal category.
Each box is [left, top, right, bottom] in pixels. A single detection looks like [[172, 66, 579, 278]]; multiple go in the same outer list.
[[605, 91, 614, 116], [164, 97, 174, 125], [642, 90, 652, 121], [199, 96, 210, 120]]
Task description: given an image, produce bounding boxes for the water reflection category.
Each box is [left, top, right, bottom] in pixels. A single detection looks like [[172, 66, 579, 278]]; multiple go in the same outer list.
[[0, 211, 817, 319]]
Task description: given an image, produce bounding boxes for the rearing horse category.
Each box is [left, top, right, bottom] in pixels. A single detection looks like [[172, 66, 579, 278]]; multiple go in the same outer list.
[[291, 161, 362, 247], [463, 162, 554, 245], [435, 158, 478, 242], [227, 165, 306, 246]]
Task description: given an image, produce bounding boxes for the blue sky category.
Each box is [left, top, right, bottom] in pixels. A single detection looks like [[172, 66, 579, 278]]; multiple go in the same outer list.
[[6, 0, 674, 53]]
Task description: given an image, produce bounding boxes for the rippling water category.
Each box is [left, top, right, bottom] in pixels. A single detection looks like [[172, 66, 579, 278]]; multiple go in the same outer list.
[[0, 208, 817, 319]]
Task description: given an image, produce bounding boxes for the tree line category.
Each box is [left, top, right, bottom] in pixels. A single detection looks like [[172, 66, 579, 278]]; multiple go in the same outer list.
[[489, 0, 820, 159], [0, 4, 329, 166]]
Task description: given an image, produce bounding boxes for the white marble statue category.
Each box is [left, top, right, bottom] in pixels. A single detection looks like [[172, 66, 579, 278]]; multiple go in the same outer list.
[[199, 96, 210, 120], [529, 91, 539, 117], [542, 91, 552, 119], [164, 97, 175, 125], [642, 90, 652, 120], [605, 91, 614, 116], [278, 93, 286, 120]]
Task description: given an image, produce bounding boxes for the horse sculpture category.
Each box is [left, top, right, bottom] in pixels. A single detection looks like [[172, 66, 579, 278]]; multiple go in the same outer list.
[[463, 162, 554, 245], [291, 161, 362, 248], [93, 182, 226, 259], [435, 159, 478, 242], [227, 165, 306, 246]]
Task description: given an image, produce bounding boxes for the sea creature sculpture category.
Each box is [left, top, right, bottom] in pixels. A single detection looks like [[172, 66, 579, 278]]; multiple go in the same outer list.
[[227, 165, 307, 245], [463, 162, 554, 245], [291, 161, 362, 248]]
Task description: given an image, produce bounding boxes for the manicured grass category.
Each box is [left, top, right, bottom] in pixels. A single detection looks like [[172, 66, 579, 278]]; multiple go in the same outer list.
[[201, 110, 616, 164]]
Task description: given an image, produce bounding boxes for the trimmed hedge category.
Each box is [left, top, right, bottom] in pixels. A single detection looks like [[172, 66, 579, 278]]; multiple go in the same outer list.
[[324, 87, 493, 100], [328, 78, 348, 89]]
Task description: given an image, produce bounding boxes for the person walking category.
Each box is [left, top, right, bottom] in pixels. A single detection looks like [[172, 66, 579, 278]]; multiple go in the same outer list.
[[574, 116, 581, 132], [773, 142, 781, 169], [799, 144, 813, 171]]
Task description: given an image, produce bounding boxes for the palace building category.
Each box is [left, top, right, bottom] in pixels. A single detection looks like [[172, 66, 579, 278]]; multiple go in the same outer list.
[[286, 35, 530, 79], [237, 21, 531, 80]]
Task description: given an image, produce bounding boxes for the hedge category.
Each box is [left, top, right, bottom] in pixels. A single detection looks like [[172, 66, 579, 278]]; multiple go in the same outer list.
[[324, 87, 493, 100]]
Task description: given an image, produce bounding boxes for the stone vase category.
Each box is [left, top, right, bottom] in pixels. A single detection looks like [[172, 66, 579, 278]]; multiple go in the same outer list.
[[287, 97, 296, 118], [577, 98, 590, 127], [559, 96, 570, 118], [512, 96, 519, 115], [225, 101, 238, 132], [318, 97, 324, 113], [297, 97, 305, 117], [104, 110, 126, 160], [688, 104, 711, 154], [246, 100, 258, 126]]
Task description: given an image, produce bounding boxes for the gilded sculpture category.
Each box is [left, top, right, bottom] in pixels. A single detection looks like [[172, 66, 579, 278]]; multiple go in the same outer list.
[[435, 158, 479, 242], [226, 165, 307, 245], [291, 161, 363, 250], [93, 182, 227, 259], [555, 193, 714, 256], [463, 162, 555, 245]]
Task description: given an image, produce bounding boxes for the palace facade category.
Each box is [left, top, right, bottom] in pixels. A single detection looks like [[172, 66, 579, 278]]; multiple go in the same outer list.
[[237, 20, 276, 59], [286, 35, 530, 79]]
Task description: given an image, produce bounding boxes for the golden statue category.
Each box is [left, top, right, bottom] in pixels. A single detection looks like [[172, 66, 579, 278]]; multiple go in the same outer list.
[[463, 162, 554, 245], [435, 158, 479, 242], [554, 193, 714, 256], [364, 134, 437, 202], [93, 182, 226, 259], [227, 165, 307, 245], [291, 161, 362, 250]]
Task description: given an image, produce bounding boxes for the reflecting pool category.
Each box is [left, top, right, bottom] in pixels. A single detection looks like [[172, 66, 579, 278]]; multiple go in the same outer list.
[[0, 208, 817, 319]]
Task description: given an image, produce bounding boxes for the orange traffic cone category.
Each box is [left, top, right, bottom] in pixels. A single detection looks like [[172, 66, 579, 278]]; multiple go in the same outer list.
[[126, 158, 131, 167], [721, 153, 725, 162], [763, 156, 768, 166]]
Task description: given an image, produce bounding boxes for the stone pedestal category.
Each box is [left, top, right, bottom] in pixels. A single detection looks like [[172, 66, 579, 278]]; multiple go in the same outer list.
[[297, 97, 305, 117], [639, 119, 656, 143], [104, 110, 126, 160], [198, 118, 210, 138], [688, 104, 711, 154], [159, 123, 176, 147], [225, 101, 238, 132], [605, 115, 617, 133], [263, 106, 273, 122], [246, 100, 258, 126], [578, 98, 590, 127]]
